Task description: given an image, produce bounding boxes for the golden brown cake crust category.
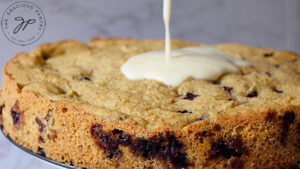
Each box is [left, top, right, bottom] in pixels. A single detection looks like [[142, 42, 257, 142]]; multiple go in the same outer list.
[[1, 37, 300, 169]]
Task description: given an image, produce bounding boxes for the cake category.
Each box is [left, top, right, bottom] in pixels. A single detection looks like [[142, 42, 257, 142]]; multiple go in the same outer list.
[[0, 37, 299, 169]]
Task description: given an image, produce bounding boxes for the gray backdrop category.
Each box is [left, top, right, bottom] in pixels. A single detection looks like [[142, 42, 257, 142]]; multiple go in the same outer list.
[[0, 0, 299, 169]]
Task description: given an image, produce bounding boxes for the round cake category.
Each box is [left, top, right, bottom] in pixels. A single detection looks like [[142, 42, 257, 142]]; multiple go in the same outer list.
[[0, 38, 299, 169]]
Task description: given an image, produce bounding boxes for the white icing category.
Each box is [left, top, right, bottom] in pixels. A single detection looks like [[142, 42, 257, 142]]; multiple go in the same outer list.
[[121, 46, 248, 87], [163, 0, 172, 59], [120, 0, 249, 87]]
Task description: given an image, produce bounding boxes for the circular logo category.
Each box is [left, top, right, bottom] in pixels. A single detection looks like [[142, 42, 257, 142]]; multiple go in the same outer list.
[[1, 1, 46, 46]]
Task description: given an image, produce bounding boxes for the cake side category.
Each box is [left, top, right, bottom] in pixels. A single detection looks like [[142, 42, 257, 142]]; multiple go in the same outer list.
[[1, 38, 300, 168], [1, 77, 299, 168]]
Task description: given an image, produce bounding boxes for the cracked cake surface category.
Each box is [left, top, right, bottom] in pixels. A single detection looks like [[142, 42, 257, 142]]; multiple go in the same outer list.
[[0, 38, 299, 168]]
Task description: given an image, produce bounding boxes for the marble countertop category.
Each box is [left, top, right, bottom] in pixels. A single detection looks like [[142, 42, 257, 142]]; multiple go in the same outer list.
[[0, 0, 299, 168], [0, 132, 64, 169]]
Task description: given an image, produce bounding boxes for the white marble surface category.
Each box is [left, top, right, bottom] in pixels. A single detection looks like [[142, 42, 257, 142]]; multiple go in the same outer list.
[[0, 0, 299, 168]]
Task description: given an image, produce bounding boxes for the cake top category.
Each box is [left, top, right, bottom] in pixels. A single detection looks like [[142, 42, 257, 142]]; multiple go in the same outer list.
[[5, 38, 300, 129]]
